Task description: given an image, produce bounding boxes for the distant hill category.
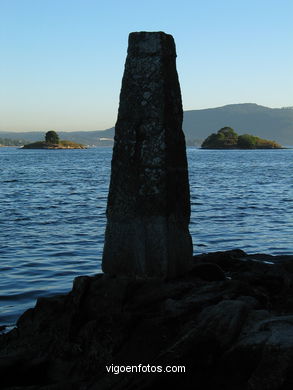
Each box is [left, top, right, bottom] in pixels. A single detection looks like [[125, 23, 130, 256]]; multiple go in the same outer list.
[[1, 104, 292, 146], [183, 104, 293, 146], [0, 136, 27, 146]]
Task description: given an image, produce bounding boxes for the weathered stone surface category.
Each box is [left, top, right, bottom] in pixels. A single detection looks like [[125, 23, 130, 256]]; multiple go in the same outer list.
[[102, 31, 192, 278]]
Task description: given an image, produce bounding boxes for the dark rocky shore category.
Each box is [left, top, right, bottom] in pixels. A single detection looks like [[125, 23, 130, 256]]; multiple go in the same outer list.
[[1, 249, 293, 389]]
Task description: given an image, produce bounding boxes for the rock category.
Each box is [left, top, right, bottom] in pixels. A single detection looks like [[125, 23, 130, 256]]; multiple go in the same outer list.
[[1, 251, 293, 389], [236, 295, 260, 309], [219, 315, 293, 390], [102, 31, 192, 279], [193, 249, 247, 272], [195, 300, 249, 347], [190, 262, 226, 281]]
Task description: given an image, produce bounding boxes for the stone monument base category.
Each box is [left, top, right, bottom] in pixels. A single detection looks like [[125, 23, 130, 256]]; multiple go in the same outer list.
[[103, 216, 193, 278]]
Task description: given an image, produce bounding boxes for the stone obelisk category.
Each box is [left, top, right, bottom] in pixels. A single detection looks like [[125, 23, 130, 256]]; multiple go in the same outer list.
[[102, 31, 193, 278]]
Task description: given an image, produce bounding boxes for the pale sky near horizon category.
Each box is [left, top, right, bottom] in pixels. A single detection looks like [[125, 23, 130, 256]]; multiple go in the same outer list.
[[1, 0, 292, 132]]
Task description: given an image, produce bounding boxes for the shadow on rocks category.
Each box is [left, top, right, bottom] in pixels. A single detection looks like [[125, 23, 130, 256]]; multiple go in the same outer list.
[[1, 250, 293, 389]]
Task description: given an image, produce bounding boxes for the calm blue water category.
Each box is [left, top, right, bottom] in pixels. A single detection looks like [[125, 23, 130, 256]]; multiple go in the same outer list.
[[0, 147, 292, 328]]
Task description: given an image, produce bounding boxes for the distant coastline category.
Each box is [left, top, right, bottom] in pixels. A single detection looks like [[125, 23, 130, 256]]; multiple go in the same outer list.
[[1, 104, 293, 147]]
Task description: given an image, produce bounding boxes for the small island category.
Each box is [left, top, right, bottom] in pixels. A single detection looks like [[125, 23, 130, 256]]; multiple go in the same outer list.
[[22, 130, 87, 149], [201, 127, 282, 149]]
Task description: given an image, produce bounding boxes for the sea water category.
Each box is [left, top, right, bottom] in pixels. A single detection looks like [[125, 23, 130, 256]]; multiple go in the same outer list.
[[0, 147, 292, 328]]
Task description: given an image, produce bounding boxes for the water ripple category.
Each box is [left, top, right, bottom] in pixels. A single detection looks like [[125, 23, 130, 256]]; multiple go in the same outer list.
[[0, 146, 292, 327]]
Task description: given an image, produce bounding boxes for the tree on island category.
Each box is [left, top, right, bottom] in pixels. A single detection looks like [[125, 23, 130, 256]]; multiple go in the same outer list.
[[201, 127, 282, 149], [45, 130, 60, 144], [22, 131, 86, 149], [201, 127, 238, 148]]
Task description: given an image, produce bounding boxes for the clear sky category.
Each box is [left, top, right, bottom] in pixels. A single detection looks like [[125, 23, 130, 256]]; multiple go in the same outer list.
[[1, 0, 292, 132]]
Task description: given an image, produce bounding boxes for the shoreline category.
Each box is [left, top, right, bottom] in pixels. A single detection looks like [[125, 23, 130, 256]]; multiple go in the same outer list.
[[1, 249, 293, 389]]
